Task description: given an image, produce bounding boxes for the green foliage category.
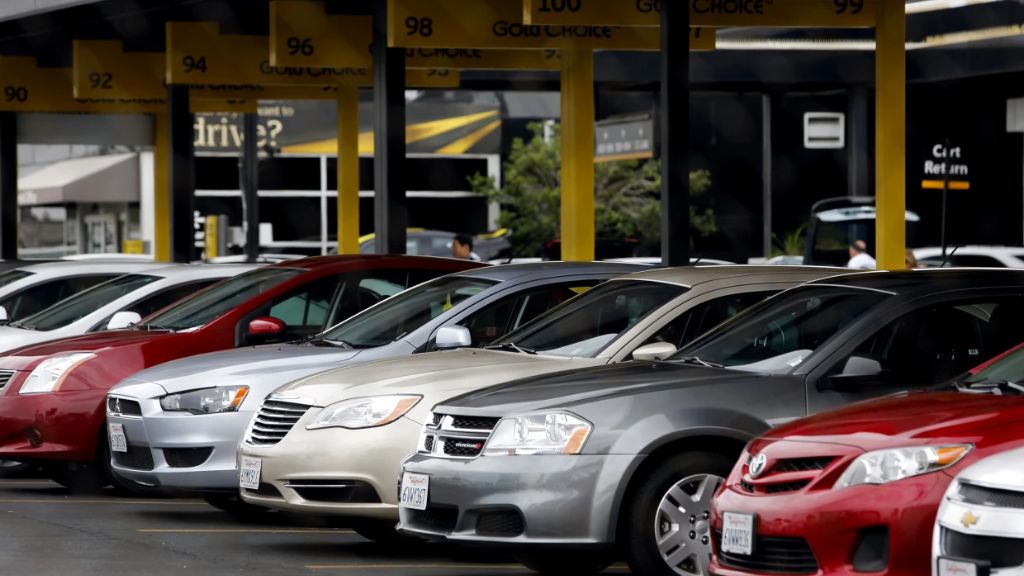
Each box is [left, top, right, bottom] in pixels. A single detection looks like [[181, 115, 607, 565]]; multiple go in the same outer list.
[[771, 225, 807, 257], [471, 122, 716, 257]]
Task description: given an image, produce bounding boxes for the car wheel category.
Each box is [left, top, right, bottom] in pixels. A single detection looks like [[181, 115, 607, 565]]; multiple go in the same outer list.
[[518, 551, 614, 575], [624, 451, 733, 576], [202, 493, 270, 521], [46, 461, 107, 493], [0, 459, 31, 477]]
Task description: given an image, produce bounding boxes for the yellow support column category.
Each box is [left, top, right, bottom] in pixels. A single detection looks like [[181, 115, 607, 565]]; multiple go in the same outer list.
[[875, 1, 906, 270], [336, 86, 360, 254], [153, 113, 171, 263], [560, 48, 595, 262]]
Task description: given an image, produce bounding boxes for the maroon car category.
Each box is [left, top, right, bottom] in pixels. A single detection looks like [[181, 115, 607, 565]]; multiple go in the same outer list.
[[0, 255, 482, 489]]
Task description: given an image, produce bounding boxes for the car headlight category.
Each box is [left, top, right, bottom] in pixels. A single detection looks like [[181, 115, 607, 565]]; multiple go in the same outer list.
[[160, 386, 250, 415], [835, 444, 972, 489], [306, 395, 421, 430], [19, 353, 96, 395], [482, 412, 592, 456]]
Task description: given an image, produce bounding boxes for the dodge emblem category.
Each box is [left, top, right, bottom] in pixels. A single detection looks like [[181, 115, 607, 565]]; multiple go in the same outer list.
[[749, 453, 768, 478]]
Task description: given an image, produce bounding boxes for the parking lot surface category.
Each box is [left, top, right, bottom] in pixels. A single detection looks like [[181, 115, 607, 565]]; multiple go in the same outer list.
[[0, 478, 630, 576]]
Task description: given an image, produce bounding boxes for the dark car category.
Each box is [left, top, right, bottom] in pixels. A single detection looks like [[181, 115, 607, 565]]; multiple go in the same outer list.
[[397, 269, 1024, 576]]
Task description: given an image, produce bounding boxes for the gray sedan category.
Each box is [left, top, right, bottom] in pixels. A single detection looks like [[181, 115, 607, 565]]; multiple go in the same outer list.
[[106, 262, 637, 508], [398, 269, 1024, 576]]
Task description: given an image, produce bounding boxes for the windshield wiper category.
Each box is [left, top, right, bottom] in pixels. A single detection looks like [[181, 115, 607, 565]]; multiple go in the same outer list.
[[674, 356, 726, 368], [307, 337, 352, 349], [486, 342, 537, 355], [136, 324, 175, 332], [956, 379, 1024, 396], [8, 321, 35, 330]]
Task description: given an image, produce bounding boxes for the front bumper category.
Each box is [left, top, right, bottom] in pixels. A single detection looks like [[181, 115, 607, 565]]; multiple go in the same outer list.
[[0, 386, 104, 462], [934, 491, 1024, 576], [710, 473, 952, 575], [237, 416, 423, 521], [396, 452, 637, 547], [107, 388, 253, 491]]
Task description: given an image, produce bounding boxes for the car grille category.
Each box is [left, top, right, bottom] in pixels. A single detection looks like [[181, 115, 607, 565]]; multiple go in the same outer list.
[[243, 483, 283, 499], [958, 482, 1024, 509], [715, 531, 819, 574], [418, 412, 500, 459], [112, 444, 155, 471], [0, 370, 14, 391], [476, 510, 524, 536], [770, 457, 834, 474], [406, 505, 459, 534], [286, 480, 381, 504], [107, 396, 142, 417], [942, 527, 1024, 569], [163, 447, 213, 468], [246, 400, 310, 446]]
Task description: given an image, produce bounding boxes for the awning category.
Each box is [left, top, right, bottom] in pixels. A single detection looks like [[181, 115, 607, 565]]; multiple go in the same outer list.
[[18, 152, 139, 206]]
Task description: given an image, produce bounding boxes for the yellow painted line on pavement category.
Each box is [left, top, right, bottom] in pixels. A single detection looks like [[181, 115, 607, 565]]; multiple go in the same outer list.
[[435, 119, 502, 155], [139, 528, 354, 534]]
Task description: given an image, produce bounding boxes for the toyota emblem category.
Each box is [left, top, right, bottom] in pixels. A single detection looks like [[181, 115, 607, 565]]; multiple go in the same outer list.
[[749, 453, 768, 478]]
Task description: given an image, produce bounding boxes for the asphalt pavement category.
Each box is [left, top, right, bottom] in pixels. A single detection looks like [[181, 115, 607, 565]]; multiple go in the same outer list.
[[0, 477, 630, 576]]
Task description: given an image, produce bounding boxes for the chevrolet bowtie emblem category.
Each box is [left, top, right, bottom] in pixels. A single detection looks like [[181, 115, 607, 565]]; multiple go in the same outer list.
[[961, 511, 980, 529]]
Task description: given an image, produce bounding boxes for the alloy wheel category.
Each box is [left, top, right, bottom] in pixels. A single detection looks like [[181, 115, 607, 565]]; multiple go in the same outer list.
[[654, 473, 724, 576]]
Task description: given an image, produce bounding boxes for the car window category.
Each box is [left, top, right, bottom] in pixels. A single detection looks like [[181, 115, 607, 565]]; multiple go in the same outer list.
[[17, 274, 160, 331], [0, 274, 117, 321], [142, 267, 303, 331], [677, 286, 888, 374], [0, 269, 32, 288], [641, 291, 777, 350], [123, 279, 221, 321], [503, 280, 687, 358], [836, 297, 1024, 385], [322, 276, 497, 349], [950, 255, 1005, 267], [330, 272, 413, 323], [263, 277, 342, 339], [964, 343, 1024, 385], [456, 283, 597, 348]]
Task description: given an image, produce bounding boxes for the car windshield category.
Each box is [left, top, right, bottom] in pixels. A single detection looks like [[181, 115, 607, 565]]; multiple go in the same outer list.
[[960, 345, 1024, 389], [321, 275, 497, 348], [499, 280, 687, 357], [16, 274, 160, 331], [674, 286, 888, 374], [0, 269, 32, 289], [141, 267, 303, 331]]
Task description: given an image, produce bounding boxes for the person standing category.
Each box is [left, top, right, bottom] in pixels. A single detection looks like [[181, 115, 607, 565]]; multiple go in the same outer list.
[[847, 240, 877, 269], [452, 234, 481, 261]]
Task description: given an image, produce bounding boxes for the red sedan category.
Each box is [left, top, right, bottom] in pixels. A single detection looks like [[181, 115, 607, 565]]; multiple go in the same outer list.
[[710, 343, 1024, 576], [0, 255, 481, 489]]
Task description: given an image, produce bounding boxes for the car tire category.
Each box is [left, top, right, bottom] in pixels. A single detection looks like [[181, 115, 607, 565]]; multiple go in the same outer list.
[[350, 520, 422, 546], [623, 451, 733, 576], [46, 461, 107, 493], [203, 493, 270, 521], [518, 551, 614, 575]]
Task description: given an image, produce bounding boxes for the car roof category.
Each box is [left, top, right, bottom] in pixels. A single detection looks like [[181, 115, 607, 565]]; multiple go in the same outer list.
[[264, 254, 481, 271], [915, 246, 1024, 256], [12, 261, 164, 274], [138, 263, 262, 280], [622, 265, 851, 287], [453, 261, 644, 282], [806, 268, 1024, 294]]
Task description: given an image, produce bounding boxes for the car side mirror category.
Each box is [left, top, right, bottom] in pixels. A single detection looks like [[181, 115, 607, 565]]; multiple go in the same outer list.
[[0, 305, 8, 324], [107, 311, 142, 330], [632, 342, 677, 362], [435, 325, 472, 350], [247, 316, 286, 342], [827, 355, 887, 390]]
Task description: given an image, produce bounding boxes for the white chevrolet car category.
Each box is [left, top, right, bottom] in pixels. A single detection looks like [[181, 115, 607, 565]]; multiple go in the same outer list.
[[934, 446, 1024, 576], [237, 266, 849, 542]]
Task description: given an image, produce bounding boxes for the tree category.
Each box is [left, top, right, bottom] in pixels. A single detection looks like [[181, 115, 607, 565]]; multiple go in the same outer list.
[[471, 122, 715, 257]]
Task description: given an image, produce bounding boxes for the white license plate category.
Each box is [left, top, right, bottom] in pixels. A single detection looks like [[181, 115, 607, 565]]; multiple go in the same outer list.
[[108, 423, 128, 453], [399, 472, 429, 510], [239, 456, 262, 490], [721, 512, 755, 556], [938, 558, 985, 576]]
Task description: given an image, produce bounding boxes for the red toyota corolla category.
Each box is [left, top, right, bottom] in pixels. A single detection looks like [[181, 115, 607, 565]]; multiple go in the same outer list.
[[710, 343, 1024, 576], [0, 255, 481, 489]]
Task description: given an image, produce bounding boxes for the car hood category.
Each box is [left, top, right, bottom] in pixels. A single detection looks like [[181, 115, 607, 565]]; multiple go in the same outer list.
[[763, 391, 1024, 450], [434, 361, 757, 417], [0, 325, 54, 354], [0, 329, 171, 370], [116, 343, 365, 395], [273, 348, 598, 408], [955, 446, 1024, 491]]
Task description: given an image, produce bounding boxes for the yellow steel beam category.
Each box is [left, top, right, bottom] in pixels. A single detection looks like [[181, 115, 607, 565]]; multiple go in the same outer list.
[[560, 48, 595, 262], [153, 113, 171, 262], [875, 0, 905, 270], [205, 215, 220, 259], [336, 86, 360, 255]]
